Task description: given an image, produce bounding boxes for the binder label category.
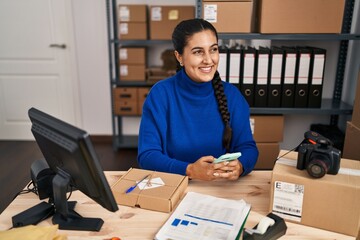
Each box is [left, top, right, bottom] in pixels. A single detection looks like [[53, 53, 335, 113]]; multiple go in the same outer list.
[[244, 54, 255, 84], [271, 55, 282, 85], [284, 54, 296, 84], [229, 53, 241, 84], [298, 53, 311, 84], [312, 55, 325, 85], [257, 55, 269, 85]]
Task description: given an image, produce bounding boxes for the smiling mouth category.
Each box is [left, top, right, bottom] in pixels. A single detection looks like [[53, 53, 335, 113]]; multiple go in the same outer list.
[[199, 66, 212, 73]]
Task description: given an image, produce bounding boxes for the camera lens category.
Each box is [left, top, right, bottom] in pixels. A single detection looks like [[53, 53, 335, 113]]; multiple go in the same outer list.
[[306, 159, 329, 178]]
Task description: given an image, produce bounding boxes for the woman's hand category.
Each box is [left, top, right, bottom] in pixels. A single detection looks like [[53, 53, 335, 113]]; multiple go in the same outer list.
[[212, 159, 243, 180], [186, 156, 243, 181]]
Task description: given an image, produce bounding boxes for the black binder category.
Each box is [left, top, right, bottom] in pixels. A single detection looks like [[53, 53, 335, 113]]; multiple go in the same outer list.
[[240, 46, 256, 107], [268, 46, 284, 108], [228, 48, 242, 88], [281, 46, 297, 108], [218, 47, 229, 82], [307, 47, 326, 108], [294, 46, 311, 108], [254, 47, 270, 107]]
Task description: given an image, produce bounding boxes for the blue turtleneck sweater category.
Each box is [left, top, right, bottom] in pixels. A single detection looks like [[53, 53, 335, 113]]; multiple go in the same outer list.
[[137, 69, 258, 176]]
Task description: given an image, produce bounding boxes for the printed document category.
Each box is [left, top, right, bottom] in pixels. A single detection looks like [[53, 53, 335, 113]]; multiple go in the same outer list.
[[155, 192, 251, 240]]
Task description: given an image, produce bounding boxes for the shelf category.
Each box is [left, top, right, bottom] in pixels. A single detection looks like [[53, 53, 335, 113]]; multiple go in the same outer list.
[[218, 33, 360, 41], [113, 39, 172, 46], [111, 79, 154, 87], [250, 99, 352, 115], [112, 34, 360, 44], [113, 135, 138, 149]]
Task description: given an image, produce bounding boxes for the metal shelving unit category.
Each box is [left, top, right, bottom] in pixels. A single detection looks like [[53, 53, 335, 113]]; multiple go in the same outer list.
[[107, 0, 358, 149]]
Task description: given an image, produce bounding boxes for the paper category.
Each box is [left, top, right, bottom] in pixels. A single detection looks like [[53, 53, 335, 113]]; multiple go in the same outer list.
[[155, 192, 251, 240], [138, 177, 165, 190]]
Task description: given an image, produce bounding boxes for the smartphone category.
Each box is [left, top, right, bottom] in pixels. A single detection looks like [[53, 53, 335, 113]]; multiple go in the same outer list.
[[213, 152, 242, 164]]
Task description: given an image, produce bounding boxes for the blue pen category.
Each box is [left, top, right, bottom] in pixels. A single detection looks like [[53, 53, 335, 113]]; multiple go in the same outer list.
[[125, 174, 151, 194]]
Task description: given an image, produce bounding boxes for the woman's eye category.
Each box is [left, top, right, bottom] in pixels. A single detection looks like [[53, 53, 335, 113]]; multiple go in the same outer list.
[[211, 47, 218, 53], [193, 50, 203, 55]]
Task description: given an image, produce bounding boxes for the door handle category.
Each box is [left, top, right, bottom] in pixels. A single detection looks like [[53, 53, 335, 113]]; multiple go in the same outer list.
[[49, 44, 66, 49]]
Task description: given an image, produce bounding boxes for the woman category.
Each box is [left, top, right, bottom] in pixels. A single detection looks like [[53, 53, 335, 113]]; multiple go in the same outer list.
[[137, 18, 258, 181]]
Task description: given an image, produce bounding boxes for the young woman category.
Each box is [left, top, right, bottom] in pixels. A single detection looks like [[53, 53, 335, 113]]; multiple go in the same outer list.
[[137, 18, 258, 181]]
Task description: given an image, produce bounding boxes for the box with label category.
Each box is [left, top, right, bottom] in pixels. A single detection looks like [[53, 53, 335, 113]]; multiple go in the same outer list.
[[203, 1, 255, 33], [119, 64, 146, 81], [149, 6, 195, 40], [119, 48, 146, 65], [118, 22, 147, 40], [118, 5, 147, 22], [259, 0, 345, 33], [269, 151, 360, 237], [111, 168, 188, 213], [254, 142, 280, 170], [343, 121, 360, 161], [250, 115, 284, 142], [113, 87, 138, 115]]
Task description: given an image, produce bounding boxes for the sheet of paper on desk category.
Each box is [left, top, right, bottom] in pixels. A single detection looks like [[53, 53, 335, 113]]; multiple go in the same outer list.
[[155, 191, 251, 240]]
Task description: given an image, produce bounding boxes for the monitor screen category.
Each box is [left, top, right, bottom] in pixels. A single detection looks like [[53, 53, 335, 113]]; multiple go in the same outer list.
[[28, 107, 118, 231]]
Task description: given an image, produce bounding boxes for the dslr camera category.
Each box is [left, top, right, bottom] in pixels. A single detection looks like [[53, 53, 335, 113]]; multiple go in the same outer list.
[[297, 131, 341, 178]]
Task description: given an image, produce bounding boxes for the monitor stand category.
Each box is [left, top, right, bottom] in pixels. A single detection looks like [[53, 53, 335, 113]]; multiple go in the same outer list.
[[52, 169, 104, 231]]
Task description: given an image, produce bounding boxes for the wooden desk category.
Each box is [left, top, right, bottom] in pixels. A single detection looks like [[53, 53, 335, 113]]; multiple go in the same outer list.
[[0, 171, 355, 240]]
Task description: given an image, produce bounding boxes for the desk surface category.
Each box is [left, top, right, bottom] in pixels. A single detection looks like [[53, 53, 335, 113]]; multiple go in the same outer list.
[[0, 170, 355, 240]]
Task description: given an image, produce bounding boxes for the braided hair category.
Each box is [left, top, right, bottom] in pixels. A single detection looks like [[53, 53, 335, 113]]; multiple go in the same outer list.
[[172, 19, 233, 151], [212, 71, 232, 152]]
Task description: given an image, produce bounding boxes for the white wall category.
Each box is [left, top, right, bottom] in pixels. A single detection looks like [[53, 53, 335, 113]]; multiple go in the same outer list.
[[72, 0, 359, 150]]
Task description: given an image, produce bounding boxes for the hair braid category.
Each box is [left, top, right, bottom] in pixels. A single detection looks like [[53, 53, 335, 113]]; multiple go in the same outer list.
[[212, 71, 232, 152]]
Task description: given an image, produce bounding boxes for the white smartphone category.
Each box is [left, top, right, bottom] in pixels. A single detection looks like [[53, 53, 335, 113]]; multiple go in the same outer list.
[[213, 152, 242, 164]]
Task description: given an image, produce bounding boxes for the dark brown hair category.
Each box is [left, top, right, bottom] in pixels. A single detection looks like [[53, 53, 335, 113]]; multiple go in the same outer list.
[[172, 19, 232, 151]]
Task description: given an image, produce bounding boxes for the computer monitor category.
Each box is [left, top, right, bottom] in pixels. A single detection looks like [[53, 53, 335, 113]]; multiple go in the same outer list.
[[27, 107, 118, 231]]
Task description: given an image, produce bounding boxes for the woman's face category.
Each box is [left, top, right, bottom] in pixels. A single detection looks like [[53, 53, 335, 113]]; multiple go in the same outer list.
[[175, 30, 219, 83]]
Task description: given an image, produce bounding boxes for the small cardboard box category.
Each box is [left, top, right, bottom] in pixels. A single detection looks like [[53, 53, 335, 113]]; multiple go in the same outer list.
[[343, 121, 360, 161], [250, 115, 284, 142], [111, 168, 188, 213], [149, 6, 195, 40], [119, 48, 146, 65], [119, 64, 146, 81], [118, 5, 147, 22], [254, 142, 280, 170], [203, 1, 255, 33], [270, 152, 360, 237], [119, 22, 147, 40], [259, 0, 345, 33]]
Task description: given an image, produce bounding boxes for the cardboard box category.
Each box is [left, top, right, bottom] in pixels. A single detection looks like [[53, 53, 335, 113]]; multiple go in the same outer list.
[[111, 168, 188, 213], [259, 0, 345, 33], [254, 142, 280, 170], [120, 64, 146, 81], [118, 5, 147, 22], [250, 115, 284, 142], [150, 6, 195, 40], [119, 48, 146, 65], [351, 71, 360, 126], [113, 100, 138, 115], [203, 1, 254, 33], [270, 152, 360, 237], [113, 87, 137, 101], [119, 22, 147, 40], [343, 121, 360, 161]]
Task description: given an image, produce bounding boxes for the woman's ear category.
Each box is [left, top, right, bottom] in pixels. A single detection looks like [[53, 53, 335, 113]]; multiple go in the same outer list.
[[174, 50, 182, 65]]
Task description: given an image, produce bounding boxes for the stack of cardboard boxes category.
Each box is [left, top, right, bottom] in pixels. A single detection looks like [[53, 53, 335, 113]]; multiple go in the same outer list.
[[251, 115, 284, 169], [113, 87, 150, 116], [343, 71, 360, 160]]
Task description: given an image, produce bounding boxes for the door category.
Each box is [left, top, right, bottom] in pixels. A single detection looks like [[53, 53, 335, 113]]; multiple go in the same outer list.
[[0, 0, 80, 140]]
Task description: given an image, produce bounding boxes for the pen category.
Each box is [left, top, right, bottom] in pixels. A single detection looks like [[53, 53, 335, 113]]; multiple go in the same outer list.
[[125, 174, 151, 194]]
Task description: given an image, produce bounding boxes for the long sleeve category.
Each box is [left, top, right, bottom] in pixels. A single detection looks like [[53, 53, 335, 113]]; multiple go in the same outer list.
[[137, 69, 258, 176]]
